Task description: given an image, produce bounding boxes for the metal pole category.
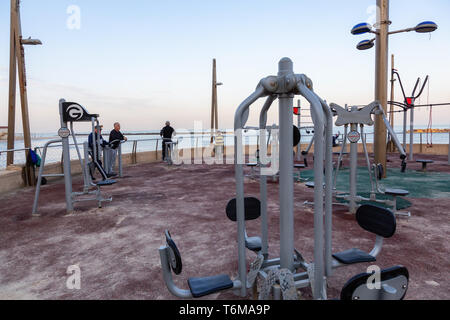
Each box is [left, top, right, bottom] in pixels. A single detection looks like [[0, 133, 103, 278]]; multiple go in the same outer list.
[[234, 86, 265, 297], [32, 143, 47, 215], [403, 109, 407, 149], [7, 0, 17, 166], [259, 96, 276, 260], [83, 142, 91, 190], [316, 97, 333, 279], [211, 59, 218, 143], [15, 0, 34, 185], [298, 83, 326, 300], [388, 54, 395, 152], [297, 99, 301, 161], [59, 99, 73, 213], [278, 58, 294, 272], [420, 132, 423, 154], [409, 106, 414, 160], [374, 0, 390, 177], [118, 143, 123, 177], [448, 132, 450, 165], [343, 105, 349, 153], [349, 111, 358, 214]]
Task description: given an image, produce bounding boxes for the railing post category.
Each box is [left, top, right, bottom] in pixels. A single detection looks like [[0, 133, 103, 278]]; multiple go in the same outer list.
[[420, 133, 423, 154], [156, 139, 159, 160], [132, 141, 137, 164], [118, 143, 123, 178], [448, 132, 450, 165]]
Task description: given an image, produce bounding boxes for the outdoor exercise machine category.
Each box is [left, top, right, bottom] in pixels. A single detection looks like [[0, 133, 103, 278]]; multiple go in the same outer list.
[[164, 139, 182, 166], [32, 99, 117, 215], [103, 139, 125, 177], [389, 70, 450, 161], [330, 101, 409, 216], [159, 58, 409, 300], [390, 70, 429, 160], [245, 123, 300, 182]]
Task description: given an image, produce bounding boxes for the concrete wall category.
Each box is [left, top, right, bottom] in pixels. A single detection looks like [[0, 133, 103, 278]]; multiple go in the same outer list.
[[1, 143, 449, 194], [0, 167, 24, 194]]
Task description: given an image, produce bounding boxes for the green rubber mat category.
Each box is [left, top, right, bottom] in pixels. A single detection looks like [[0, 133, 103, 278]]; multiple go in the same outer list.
[[299, 167, 450, 200]]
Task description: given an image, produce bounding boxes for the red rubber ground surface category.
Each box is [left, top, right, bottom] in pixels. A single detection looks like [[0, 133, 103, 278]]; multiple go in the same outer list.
[[0, 154, 448, 300]]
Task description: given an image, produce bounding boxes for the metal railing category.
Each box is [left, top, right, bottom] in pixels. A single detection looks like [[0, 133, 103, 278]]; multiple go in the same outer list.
[[0, 148, 31, 169], [1, 130, 449, 170]]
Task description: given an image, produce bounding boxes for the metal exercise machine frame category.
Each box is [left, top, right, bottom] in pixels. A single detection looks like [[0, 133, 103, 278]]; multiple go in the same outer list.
[[32, 99, 116, 215], [159, 58, 409, 301], [330, 101, 408, 215]]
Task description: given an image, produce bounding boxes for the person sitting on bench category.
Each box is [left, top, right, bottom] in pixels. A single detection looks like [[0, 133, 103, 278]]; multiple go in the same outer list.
[[107, 122, 128, 175], [88, 126, 113, 180], [160, 121, 175, 161]]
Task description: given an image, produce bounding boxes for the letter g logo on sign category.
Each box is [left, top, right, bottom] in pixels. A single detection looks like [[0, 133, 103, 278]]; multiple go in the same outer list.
[[67, 104, 84, 121]]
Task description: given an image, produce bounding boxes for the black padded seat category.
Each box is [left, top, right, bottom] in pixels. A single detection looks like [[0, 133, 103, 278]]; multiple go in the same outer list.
[[246, 236, 262, 252], [97, 179, 117, 186], [247, 163, 258, 167], [294, 164, 306, 169], [416, 159, 434, 172], [416, 159, 434, 163], [333, 248, 376, 265], [384, 188, 409, 197], [188, 275, 234, 298]]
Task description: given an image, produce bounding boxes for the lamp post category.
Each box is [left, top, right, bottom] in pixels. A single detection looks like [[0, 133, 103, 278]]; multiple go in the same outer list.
[[7, 0, 42, 186], [210, 59, 223, 143], [351, 0, 437, 176]]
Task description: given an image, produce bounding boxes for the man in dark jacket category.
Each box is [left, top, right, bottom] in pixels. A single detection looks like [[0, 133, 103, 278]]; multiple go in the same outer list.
[[88, 125, 110, 180], [107, 122, 128, 175], [160, 121, 175, 161]]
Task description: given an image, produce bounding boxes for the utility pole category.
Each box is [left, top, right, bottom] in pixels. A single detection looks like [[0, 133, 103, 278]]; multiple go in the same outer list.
[[210, 59, 222, 142], [7, 0, 41, 185], [352, 4, 437, 173], [374, 0, 390, 176]]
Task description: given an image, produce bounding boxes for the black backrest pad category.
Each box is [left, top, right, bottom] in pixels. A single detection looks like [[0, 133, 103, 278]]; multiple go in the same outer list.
[[226, 198, 261, 222], [165, 230, 183, 275], [293, 125, 301, 147], [356, 205, 396, 238], [377, 164, 384, 181]]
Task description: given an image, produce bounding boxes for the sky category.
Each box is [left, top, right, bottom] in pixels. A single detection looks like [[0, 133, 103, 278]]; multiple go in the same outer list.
[[0, 0, 449, 133]]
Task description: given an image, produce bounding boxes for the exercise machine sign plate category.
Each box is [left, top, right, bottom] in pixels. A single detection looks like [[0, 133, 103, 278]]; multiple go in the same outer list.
[[348, 131, 361, 143], [58, 128, 71, 139]]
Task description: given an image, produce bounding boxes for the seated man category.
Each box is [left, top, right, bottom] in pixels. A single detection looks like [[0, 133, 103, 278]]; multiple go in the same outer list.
[[107, 122, 128, 175]]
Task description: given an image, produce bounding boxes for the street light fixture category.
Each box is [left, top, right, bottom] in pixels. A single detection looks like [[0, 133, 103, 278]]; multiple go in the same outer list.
[[351, 20, 438, 36], [415, 21, 438, 33], [356, 39, 375, 50], [350, 0, 438, 174], [21, 37, 42, 46]]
